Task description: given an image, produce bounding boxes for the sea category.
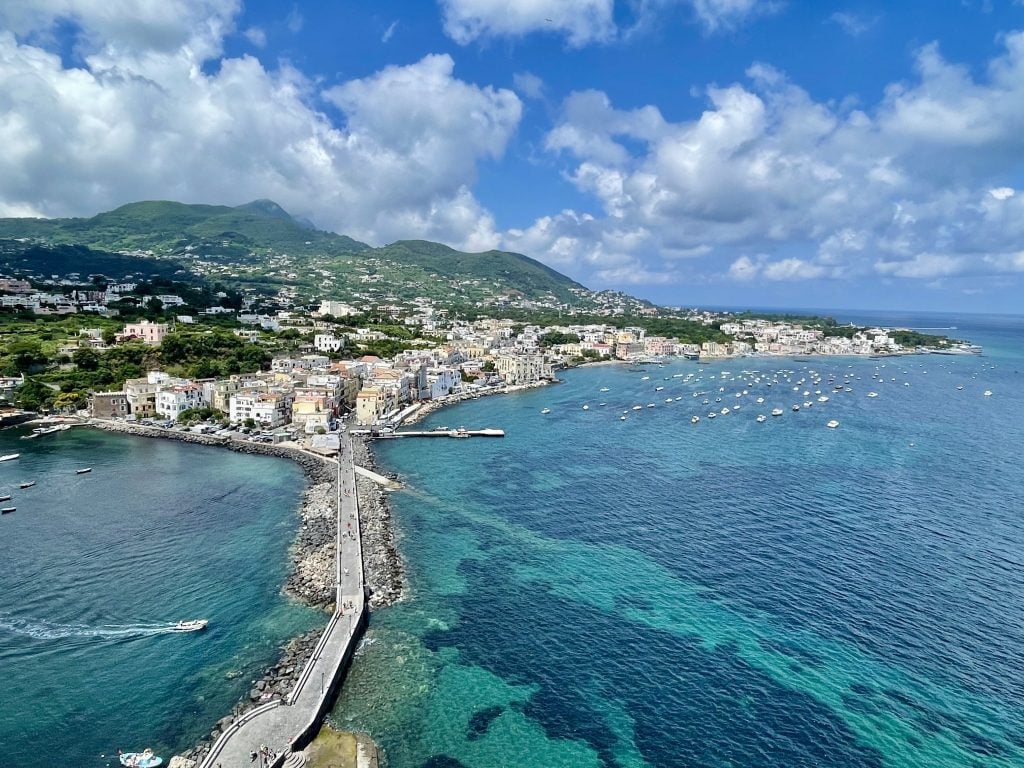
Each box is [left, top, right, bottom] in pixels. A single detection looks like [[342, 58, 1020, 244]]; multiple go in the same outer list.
[[0, 431, 320, 768], [2, 310, 1022, 768], [329, 310, 1024, 768]]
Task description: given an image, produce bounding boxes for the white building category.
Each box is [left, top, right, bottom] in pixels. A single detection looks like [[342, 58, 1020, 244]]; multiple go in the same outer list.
[[155, 385, 205, 419], [314, 334, 345, 353]]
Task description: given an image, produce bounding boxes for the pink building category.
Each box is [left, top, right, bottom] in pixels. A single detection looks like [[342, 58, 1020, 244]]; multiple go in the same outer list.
[[119, 320, 169, 346]]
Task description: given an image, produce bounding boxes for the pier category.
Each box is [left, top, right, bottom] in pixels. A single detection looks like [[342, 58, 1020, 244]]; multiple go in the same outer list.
[[198, 430, 366, 768], [367, 427, 505, 439]]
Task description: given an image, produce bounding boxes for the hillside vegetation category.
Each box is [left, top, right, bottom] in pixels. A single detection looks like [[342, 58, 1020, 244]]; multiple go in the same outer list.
[[0, 200, 586, 303]]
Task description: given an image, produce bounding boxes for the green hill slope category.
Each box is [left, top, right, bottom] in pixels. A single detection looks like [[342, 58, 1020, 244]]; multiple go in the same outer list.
[[0, 200, 590, 304]]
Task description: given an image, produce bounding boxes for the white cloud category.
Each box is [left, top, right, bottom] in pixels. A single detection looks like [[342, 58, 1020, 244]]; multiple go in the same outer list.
[[286, 5, 303, 34], [381, 20, 398, 43], [243, 26, 266, 47], [513, 71, 545, 100], [506, 32, 1024, 286], [690, 0, 774, 32], [829, 11, 877, 37], [0, 6, 522, 251], [440, 0, 616, 47], [439, 0, 773, 46]]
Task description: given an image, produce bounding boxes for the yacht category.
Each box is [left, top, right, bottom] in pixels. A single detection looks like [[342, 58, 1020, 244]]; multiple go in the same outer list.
[[984, 390, 993, 397], [582, 405, 590, 411], [817, 396, 829, 403], [791, 404, 800, 412], [707, 412, 716, 419], [720, 407, 730, 415], [691, 415, 700, 424], [620, 415, 627, 421], [756, 414, 767, 423], [827, 420, 840, 429], [771, 408, 784, 417], [632, 405, 643, 411], [540, 408, 551, 414], [756, 397, 764, 404]]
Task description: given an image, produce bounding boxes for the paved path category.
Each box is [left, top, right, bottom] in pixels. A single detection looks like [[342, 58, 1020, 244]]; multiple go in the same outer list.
[[200, 431, 365, 768]]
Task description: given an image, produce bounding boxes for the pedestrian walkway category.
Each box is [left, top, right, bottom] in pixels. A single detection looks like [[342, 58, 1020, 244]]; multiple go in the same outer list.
[[199, 431, 365, 768]]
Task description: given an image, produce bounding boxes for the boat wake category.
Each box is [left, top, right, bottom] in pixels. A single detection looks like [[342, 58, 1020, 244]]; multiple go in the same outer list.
[[0, 616, 188, 641]]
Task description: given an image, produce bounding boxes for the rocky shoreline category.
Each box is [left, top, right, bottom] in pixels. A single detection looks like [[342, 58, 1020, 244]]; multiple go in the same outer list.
[[84, 419, 405, 765]]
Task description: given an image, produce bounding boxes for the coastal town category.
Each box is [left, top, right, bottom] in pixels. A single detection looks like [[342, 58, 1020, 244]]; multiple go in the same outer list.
[[0, 271, 965, 436]]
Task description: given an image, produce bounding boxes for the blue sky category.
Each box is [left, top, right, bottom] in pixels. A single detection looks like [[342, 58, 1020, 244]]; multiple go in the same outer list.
[[1, 1, 1023, 312]]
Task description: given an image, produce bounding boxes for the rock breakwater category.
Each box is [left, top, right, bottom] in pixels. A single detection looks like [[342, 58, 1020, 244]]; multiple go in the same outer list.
[[352, 436, 405, 607]]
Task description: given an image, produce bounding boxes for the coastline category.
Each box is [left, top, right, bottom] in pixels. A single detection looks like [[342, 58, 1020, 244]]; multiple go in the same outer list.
[[83, 419, 400, 766]]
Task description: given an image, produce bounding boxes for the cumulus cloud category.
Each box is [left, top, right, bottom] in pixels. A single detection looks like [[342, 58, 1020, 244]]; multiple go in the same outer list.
[[508, 32, 1024, 287], [0, 5, 522, 250]]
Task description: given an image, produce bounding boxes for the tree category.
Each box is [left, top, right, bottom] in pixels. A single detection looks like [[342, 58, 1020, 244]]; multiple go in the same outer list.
[[102, 328, 117, 345], [8, 340, 47, 373], [73, 347, 100, 371]]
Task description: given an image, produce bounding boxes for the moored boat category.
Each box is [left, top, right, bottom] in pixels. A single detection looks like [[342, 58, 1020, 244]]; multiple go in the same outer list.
[[0, 453, 19, 462], [1, 507, 14, 514], [827, 420, 840, 429], [76, 468, 93, 474], [19, 481, 35, 489], [119, 748, 163, 767]]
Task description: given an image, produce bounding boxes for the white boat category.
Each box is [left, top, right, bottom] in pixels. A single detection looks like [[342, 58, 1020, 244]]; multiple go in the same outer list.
[[620, 415, 627, 421], [771, 408, 783, 417], [540, 408, 551, 415], [632, 405, 642, 411], [756, 414, 766, 423], [817, 396, 829, 403], [173, 619, 208, 632], [792, 405, 800, 412], [720, 407, 730, 415], [0, 453, 19, 462], [599, 387, 610, 392], [655, 386, 664, 391], [756, 397, 764, 403], [582, 405, 590, 411], [691, 416, 700, 424], [867, 392, 879, 398], [119, 749, 163, 767], [827, 420, 840, 429], [984, 390, 993, 397], [707, 412, 716, 419], [76, 467, 92, 474]]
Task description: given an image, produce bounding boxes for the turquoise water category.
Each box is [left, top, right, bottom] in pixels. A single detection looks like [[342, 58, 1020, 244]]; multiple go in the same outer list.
[[0, 430, 321, 767], [332, 311, 1024, 767]]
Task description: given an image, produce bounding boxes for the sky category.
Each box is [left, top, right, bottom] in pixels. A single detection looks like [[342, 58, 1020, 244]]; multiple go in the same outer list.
[[1, 1, 1023, 312]]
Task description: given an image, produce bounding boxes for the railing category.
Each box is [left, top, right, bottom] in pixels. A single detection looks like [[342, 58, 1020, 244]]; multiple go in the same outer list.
[[200, 699, 282, 768]]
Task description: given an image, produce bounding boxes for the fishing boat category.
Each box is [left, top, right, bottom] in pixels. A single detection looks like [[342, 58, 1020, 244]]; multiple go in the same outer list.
[[0, 453, 19, 462], [19, 481, 35, 489], [1, 507, 14, 514], [172, 619, 208, 632], [76, 468, 92, 474], [0, 495, 10, 502], [119, 748, 163, 767]]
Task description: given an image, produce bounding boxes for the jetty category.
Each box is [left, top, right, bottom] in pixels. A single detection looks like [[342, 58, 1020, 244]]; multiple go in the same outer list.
[[198, 430, 366, 768], [367, 427, 504, 439]]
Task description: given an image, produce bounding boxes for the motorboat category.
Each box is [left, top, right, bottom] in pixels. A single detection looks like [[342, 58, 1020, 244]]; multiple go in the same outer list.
[[173, 619, 208, 632], [582, 405, 590, 411], [0, 453, 19, 462], [76, 468, 92, 474], [867, 392, 879, 398], [756, 415, 767, 423], [791, 405, 800, 412], [19, 481, 35, 489], [0, 495, 10, 502], [119, 749, 163, 767], [691, 415, 700, 424], [984, 390, 993, 397], [771, 408, 783, 417], [1, 507, 14, 514], [827, 420, 840, 429], [540, 408, 551, 415]]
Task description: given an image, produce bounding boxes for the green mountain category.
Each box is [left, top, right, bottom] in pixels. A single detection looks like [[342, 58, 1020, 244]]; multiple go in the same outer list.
[[0, 200, 588, 304]]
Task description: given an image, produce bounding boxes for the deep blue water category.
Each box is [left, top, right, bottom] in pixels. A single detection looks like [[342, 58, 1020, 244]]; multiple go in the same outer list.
[[0, 430, 320, 768], [332, 311, 1024, 767]]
